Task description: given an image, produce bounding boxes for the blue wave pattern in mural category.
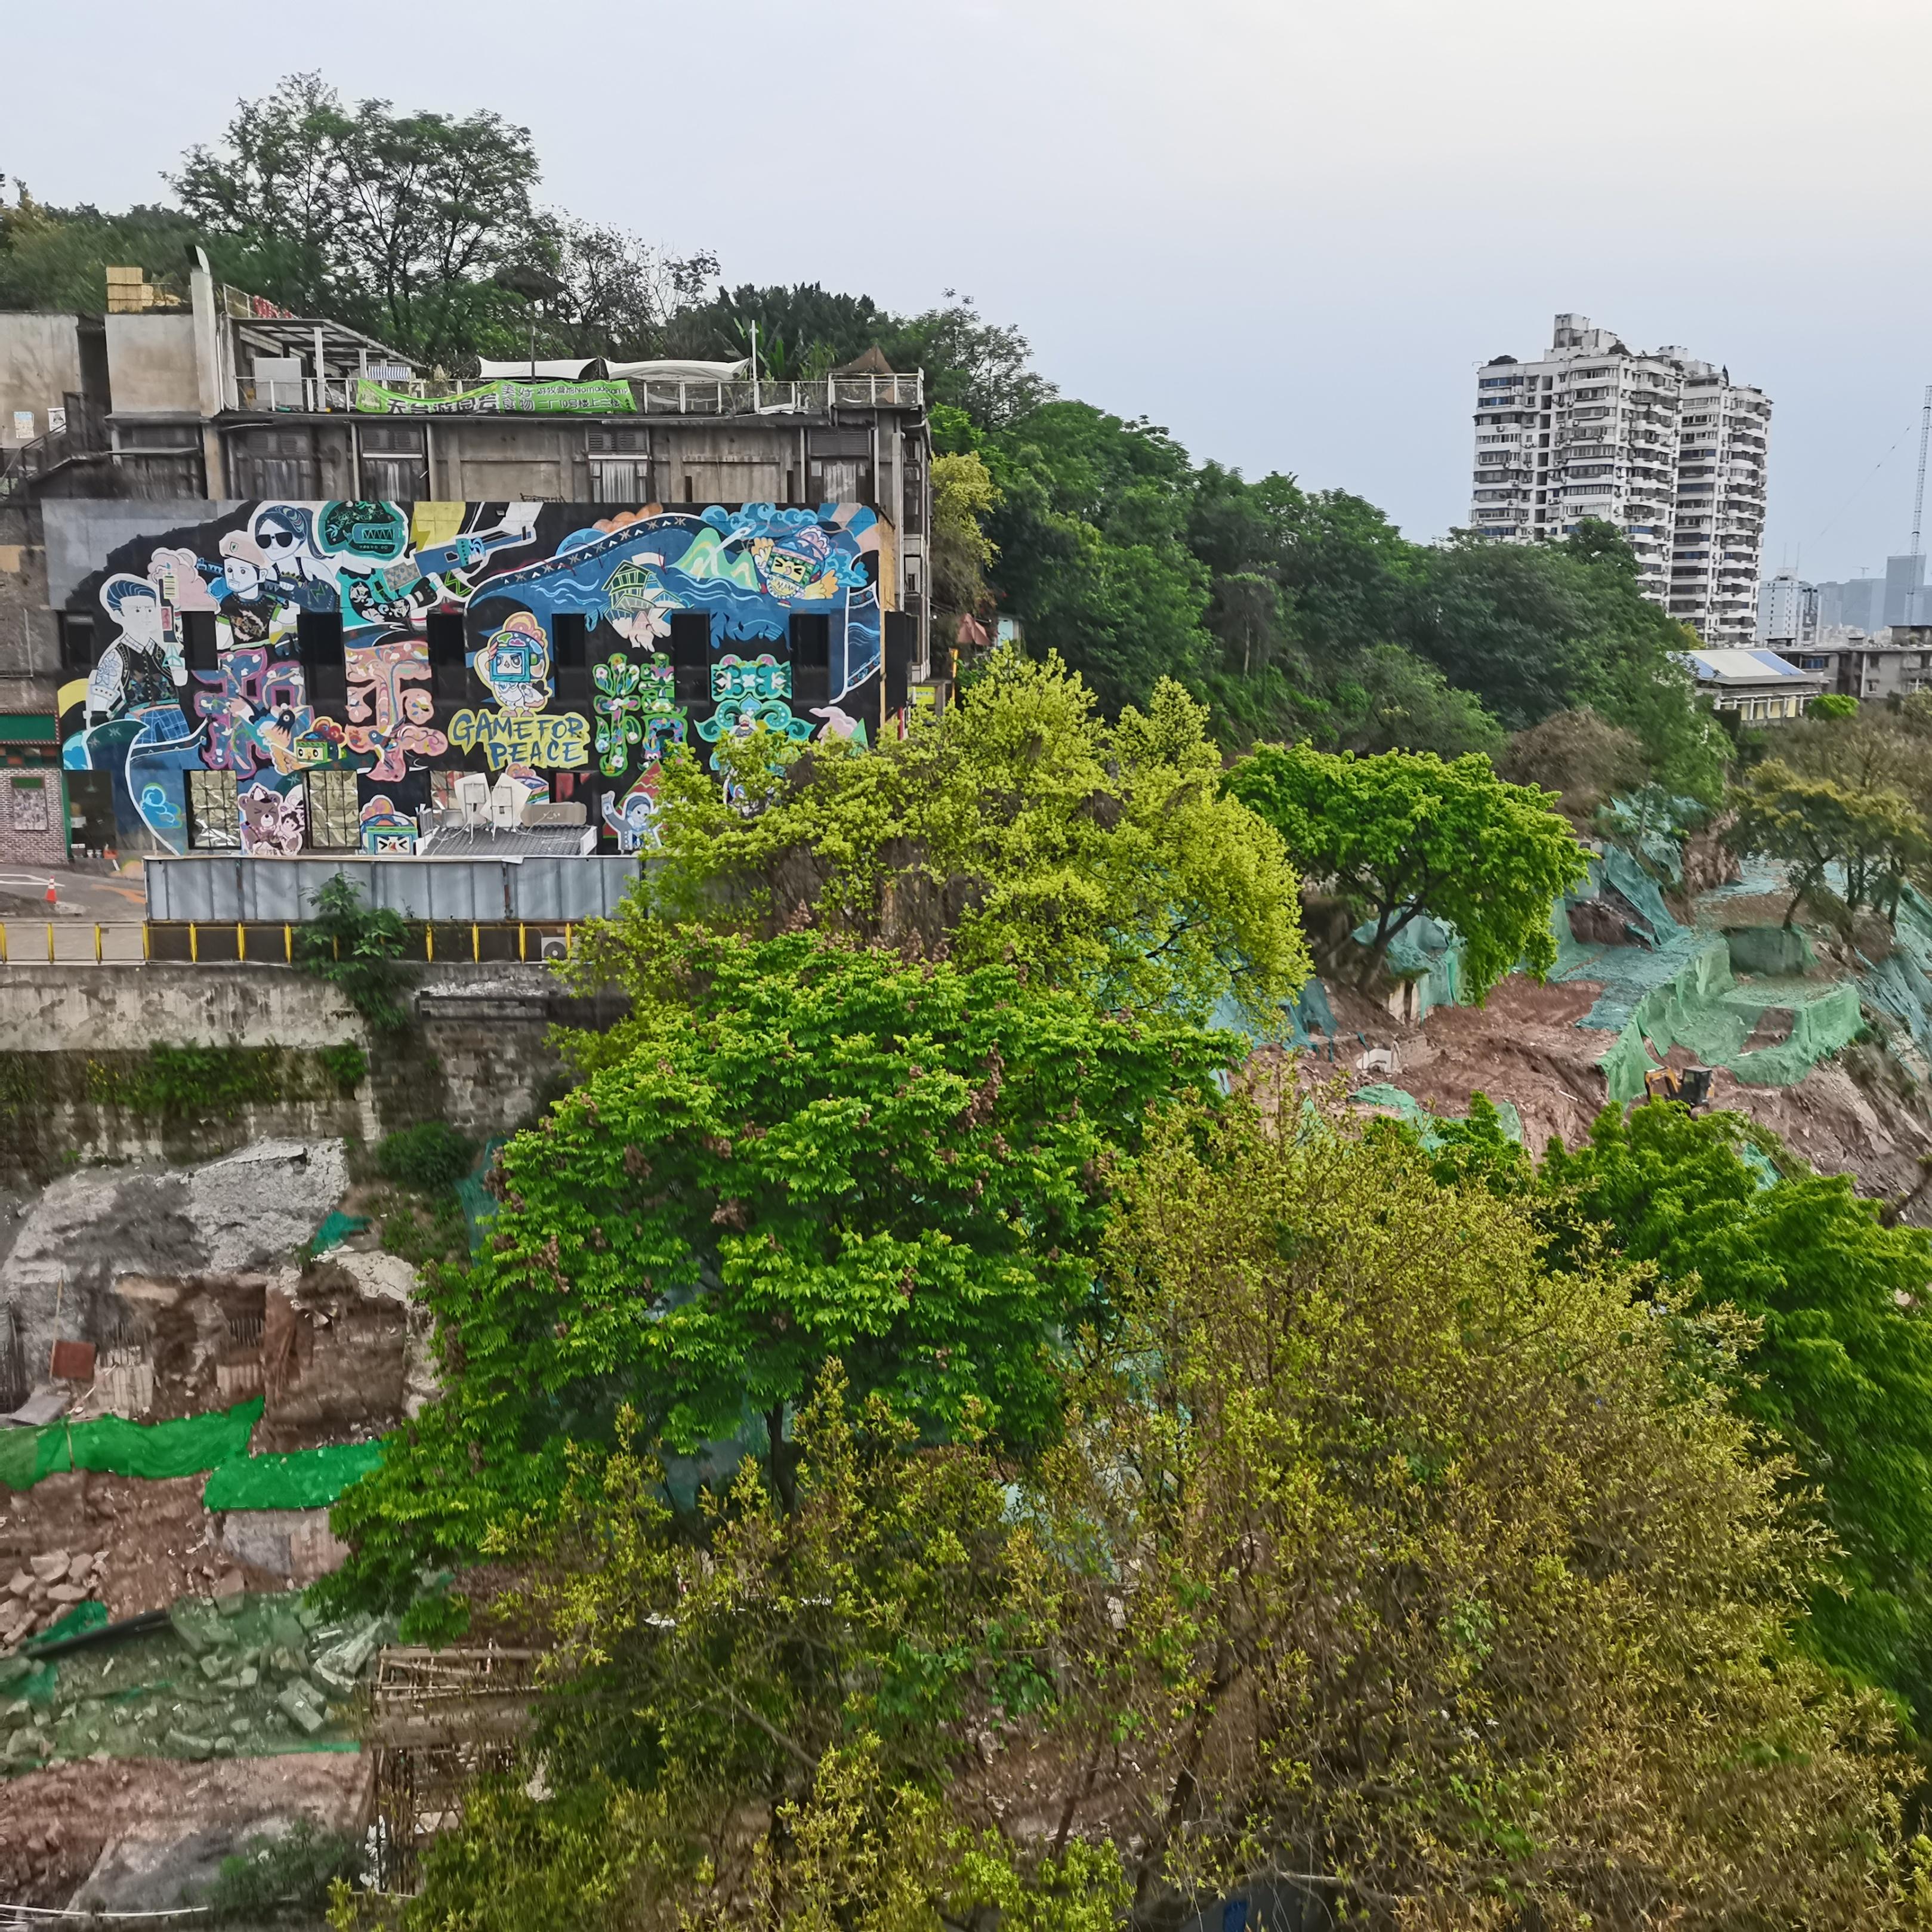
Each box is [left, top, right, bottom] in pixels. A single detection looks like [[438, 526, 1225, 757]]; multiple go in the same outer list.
[[62, 500, 886, 856]]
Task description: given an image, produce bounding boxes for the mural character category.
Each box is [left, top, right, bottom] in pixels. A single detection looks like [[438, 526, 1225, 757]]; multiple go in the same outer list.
[[601, 767, 662, 854], [474, 611, 552, 714], [357, 794, 419, 854], [344, 635, 448, 782], [811, 703, 868, 747], [239, 779, 306, 857], [250, 505, 340, 614]]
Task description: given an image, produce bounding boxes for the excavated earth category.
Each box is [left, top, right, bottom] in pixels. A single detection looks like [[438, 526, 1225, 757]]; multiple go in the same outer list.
[[0, 1750, 372, 1909], [1316, 965, 1932, 1216]]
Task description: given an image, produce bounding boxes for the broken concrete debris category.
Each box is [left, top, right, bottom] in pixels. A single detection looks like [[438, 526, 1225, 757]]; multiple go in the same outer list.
[[0, 1588, 387, 1774]]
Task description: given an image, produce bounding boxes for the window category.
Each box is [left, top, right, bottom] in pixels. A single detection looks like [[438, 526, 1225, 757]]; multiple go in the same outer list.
[[231, 427, 319, 499], [791, 613, 831, 709], [298, 611, 345, 709], [189, 770, 240, 848], [591, 459, 649, 503], [427, 612, 468, 701], [553, 613, 591, 706], [360, 424, 427, 504], [669, 611, 710, 703], [57, 613, 94, 674], [306, 769, 359, 849], [183, 610, 218, 674]]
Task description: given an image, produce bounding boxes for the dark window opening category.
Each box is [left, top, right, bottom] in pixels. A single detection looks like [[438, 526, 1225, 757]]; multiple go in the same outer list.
[[553, 612, 591, 706], [57, 614, 94, 674], [298, 610, 346, 709], [670, 611, 710, 703], [426, 611, 467, 701], [791, 613, 831, 709], [183, 610, 218, 674]]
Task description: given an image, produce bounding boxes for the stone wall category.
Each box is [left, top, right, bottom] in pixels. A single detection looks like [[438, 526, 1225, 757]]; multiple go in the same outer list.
[[0, 961, 616, 1175]]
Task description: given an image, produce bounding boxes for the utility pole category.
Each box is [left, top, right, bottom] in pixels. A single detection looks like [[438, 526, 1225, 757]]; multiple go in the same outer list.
[[1912, 384, 1932, 559]]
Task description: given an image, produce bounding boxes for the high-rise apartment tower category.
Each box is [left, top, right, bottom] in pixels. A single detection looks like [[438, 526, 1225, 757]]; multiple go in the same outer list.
[[1468, 314, 1771, 643]]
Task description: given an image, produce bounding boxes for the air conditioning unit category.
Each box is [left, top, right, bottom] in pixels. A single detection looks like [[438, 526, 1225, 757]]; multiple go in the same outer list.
[[538, 934, 570, 962]]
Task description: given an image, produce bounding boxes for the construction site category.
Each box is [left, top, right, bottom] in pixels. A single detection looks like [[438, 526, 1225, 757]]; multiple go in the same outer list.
[[4, 795, 1932, 1918]]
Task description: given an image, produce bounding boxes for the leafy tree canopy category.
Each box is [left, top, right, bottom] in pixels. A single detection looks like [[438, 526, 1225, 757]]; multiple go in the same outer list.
[[369, 1103, 1930, 1928], [1227, 742, 1588, 994], [603, 652, 1309, 1031], [1728, 756, 1927, 928], [324, 928, 1230, 1611], [1538, 1101, 1932, 1723]]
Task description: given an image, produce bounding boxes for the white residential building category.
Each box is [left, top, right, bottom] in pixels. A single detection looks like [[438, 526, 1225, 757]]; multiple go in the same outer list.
[[1758, 570, 1817, 647], [1468, 314, 1771, 644]]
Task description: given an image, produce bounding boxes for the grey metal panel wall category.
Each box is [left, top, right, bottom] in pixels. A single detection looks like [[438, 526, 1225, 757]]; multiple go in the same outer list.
[[146, 856, 637, 924]]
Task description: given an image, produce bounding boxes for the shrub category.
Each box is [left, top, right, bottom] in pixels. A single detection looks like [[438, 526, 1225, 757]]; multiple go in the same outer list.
[[375, 1121, 476, 1192]]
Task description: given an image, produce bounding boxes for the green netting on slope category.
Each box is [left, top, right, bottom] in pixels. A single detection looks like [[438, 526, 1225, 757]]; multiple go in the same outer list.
[[31, 1599, 109, 1647], [0, 1398, 263, 1493], [456, 1137, 508, 1254], [203, 1439, 385, 1512], [1597, 938, 1865, 1103], [1350, 1083, 1524, 1147], [1598, 844, 1680, 945], [311, 1211, 369, 1254]]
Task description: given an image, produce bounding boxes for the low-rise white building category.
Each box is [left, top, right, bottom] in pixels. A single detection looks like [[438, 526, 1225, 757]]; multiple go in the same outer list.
[[1679, 646, 1821, 721]]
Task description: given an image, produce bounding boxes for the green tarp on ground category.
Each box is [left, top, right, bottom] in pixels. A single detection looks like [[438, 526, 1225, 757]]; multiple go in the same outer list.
[[1350, 1084, 1524, 1147], [0, 1396, 384, 1513], [1597, 937, 1865, 1103], [0, 1398, 264, 1493], [202, 1440, 385, 1512]]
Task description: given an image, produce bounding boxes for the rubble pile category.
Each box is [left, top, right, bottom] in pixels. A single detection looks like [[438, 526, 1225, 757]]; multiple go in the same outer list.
[[1, 1545, 109, 1649], [0, 1590, 385, 1771]]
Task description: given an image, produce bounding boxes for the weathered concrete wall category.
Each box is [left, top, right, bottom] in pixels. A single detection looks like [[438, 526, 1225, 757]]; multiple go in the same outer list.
[[0, 961, 616, 1145], [0, 315, 83, 447], [0, 963, 366, 1053], [103, 314, 199, 418], [42, 498, 239, 609]]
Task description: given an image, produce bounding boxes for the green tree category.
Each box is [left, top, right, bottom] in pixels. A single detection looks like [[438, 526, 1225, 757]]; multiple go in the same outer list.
[[1728, 757, 1928, 927], [928, 449, 999, 641], [1327, 640, 1505, 758], [171, 73, 553, 363], [0, 183, 203, 315], [1226, 742, 1587, 994], [323, 929, 1229, 1609], [1030, 1098, 1925, 1925], [608, 651, 1308, 1030], [1541, 1102, 1932, 1724], [1496, 705, 1647, 822]]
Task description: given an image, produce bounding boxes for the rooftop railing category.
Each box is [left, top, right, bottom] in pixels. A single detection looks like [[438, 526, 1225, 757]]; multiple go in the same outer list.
[[234, 372, 925, 417]]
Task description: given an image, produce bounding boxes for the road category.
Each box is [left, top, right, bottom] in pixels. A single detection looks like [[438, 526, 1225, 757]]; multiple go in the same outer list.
[[0, 864, 147, 922]]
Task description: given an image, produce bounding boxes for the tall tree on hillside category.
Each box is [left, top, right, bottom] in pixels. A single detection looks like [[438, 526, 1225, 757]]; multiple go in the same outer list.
[[171, 73, 713, 368], [1229, 743, 1587, 995]]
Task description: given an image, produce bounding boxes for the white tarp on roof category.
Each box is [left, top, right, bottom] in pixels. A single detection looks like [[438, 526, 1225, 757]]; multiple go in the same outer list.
[[1680, 649, 1817, 684], [603, 357, 751, 381], [476, 357, 600, 379]]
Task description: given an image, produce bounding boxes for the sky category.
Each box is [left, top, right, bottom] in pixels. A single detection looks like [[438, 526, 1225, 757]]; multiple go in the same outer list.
[[5, 0, 1930, 584]]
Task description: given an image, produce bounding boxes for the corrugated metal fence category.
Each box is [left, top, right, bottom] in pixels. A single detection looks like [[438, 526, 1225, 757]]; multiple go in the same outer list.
[[144, 854, 638, 925]]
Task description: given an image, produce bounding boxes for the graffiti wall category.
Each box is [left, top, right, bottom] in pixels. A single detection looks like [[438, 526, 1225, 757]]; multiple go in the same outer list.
[[63, 501, 891, 856]]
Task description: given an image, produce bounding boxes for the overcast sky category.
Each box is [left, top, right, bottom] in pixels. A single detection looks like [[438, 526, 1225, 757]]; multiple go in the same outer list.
[[5, 0, 1927, 582]]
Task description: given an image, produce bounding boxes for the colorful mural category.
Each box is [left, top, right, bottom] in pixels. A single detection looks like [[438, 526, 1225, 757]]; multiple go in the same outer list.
[[63, 499, 891, 856]]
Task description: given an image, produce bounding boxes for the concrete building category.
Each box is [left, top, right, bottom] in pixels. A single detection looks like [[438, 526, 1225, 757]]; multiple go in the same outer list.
[[0, 264, 937, 866], [1774, 629, 1932, 702], [1468, 314, 1771, 644], [1678, 646, 1822, 721], [1758, 570, 1819, 647]]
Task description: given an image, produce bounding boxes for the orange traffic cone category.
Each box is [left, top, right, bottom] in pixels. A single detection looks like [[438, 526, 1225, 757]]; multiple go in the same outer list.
[[44, 877, 56, 907]]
